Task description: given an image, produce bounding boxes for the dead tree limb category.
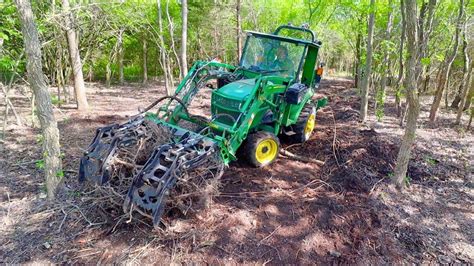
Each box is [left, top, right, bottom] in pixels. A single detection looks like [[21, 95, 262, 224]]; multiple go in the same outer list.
[[280, 149, 325, 166]]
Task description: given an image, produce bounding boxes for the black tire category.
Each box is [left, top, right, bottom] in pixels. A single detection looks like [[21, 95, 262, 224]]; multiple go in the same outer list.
[[292, 103, 316, 143], [242, 131, 280, 167]]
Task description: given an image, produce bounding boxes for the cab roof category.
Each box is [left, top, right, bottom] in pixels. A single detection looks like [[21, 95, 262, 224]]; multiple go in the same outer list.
[[245, 30, 322, 48]]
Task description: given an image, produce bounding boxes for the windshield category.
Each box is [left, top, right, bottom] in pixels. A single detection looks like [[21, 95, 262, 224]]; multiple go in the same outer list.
[[240, 35, 306, 78]]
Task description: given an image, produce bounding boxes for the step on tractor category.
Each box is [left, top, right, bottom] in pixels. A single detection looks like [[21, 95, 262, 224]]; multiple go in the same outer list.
[[79, 24, 327, 226]]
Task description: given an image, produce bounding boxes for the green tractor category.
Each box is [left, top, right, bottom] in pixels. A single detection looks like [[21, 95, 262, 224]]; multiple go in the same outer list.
[[79, 24, 327, 225]]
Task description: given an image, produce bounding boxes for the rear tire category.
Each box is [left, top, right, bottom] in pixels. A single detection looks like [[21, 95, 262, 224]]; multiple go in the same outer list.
[[242, 131, 280, 167], [292, 103, 316, 143]]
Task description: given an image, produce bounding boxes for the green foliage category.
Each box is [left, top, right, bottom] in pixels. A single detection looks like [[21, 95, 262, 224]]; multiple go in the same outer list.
[[375, 89, 386, 121], [1, 0, 468, 89], [51, 95, 64, 106], [35, 159, 45, 170], [36, 134, 44, 145], [56, 170, 64, 178], [421, 57, 431, 67], [404, 175, 411, 186], [425, 157, 438, 166]]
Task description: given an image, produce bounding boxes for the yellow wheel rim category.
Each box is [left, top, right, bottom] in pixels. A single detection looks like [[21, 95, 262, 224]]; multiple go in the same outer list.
[[304, 114, 316, 139], [255, 139, 278, 164]]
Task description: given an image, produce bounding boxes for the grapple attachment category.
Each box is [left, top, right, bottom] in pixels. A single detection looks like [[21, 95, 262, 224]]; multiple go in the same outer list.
[[79, 116, 222, 226]]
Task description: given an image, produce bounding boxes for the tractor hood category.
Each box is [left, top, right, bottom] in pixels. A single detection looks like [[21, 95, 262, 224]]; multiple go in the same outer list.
[[216, 78, 256, 101]]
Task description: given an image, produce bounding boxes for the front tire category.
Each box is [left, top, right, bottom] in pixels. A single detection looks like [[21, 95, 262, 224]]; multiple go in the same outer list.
[[243, 131, 280, 167], [292, 103, 316, 143]]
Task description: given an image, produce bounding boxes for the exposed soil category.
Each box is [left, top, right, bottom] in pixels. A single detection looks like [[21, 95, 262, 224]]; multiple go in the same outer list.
[[0, 78, 472, 264]]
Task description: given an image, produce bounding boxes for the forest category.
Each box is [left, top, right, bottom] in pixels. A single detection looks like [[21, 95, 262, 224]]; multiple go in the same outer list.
[[0, 0, 473, 264]]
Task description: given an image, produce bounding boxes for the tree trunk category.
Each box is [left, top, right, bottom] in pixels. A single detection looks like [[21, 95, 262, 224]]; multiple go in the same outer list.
[[376, 0, 393, 121], [421, 64, 431, 93], [395, 0, 406, 118], [451, 89, 463, 108], [456, 63, 473, 124], [15, 0, 62, 199], [355, 16, 362, 89], [360, 0, 375, 122], [455, 23, 472, 125], [165, 0, 182, 80], [392, 0, 420, 189], [429, 0, 464, 122], [143, 38, 148, 84], [157, 0, 171, 95], [118, 29, 124, 85], [467, 108, 473, 129], [62, 0, 88, 111], [236, 0, 242, 63], [180, 0, 188, 77], [416, 0, 436, 86], [463, 83, 474, 110]]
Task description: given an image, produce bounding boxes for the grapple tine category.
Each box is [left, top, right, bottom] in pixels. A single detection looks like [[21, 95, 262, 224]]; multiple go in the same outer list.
[[123, 133, 218, 226]]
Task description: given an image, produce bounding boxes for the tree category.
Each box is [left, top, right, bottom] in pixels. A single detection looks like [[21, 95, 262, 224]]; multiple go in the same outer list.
[[455, 21, 472, 125], [62, 0, 89, 111], [181, 0, 188, 77], [395, 0, 406, 119], [118, 28, 124, 85], [376, 0, 394, 121], [360, 0, 375, 123], [15, 0, 63, 198], [236, 0, 242, 62], [428, 0, 464, 122], [157, 0, 171, 95], [143, 38, 148, 84], [392, 0, 420, 189]]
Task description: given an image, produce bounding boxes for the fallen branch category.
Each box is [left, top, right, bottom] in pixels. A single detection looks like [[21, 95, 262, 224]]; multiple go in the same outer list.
[[329, 107, 341, 166], [258, 225, 282, 246], [279, 149, 325, 166]]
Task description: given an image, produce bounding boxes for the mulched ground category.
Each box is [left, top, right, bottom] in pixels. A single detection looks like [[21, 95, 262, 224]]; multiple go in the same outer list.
[[0, 77, 472, 264]]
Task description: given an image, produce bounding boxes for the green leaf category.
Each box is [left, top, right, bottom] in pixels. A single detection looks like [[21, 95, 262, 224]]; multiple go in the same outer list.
[[0, 32, 9, 41], [421, 57, 431, 66], [56, 170, 65, 178], [35, 160, 45, 170]]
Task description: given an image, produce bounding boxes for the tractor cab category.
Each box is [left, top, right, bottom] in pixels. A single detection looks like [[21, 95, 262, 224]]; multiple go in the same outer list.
[[210, 25, 324, 135], [239, 24, 322, 87]]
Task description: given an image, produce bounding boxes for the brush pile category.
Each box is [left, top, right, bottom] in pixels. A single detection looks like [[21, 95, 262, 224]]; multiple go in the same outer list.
[[80, 120, 224, 227]]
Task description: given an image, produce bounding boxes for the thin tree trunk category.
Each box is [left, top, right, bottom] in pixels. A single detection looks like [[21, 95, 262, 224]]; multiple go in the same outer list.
[[416, 0, 436, 86], [105, 61, 112, 87], [180, 0, 188, 77], [455, 22, 472, 124], [118, 29, 124, 85], [143, 38, 148, 84], [62, 0, 88, 111], [2, 84, 23, 128], [15, 0, 62, 198], [395, 0, 406, 118], [165, 0, 182, 80], [421, 64, 431, 93], [106, 38, 119, 88], [451, 88, 463, 108], [392, 0, 420, 189], [236, 0, 242, 63], [456, 63, 473, 124], [429, 0, 464, 122], [1, 57, 24, 127], [467, 108, 473, 129], [355, 17, 362, 89], [463, 83, 474, 110], [376, 0, 394, 121], [360, 0, 375, 122], [157, 0, 171, 95]]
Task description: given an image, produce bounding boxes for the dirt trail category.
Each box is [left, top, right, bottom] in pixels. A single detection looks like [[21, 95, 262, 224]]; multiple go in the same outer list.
[[0, 78, 472, 264]]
